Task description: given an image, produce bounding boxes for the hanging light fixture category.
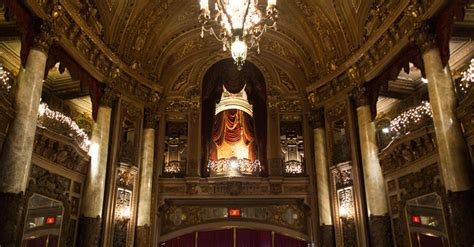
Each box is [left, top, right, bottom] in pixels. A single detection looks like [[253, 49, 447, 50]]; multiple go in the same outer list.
[[199, 0, 278, 70]]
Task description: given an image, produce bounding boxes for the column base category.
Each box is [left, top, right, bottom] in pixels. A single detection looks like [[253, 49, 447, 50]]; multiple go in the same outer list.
[[320, 224, 335, 247], [135, 225, 151, 247], [368, 215, 393, 246], [0, 192, 25, 247], [446, 190, 474, 246], [77, 216, 102, 247]]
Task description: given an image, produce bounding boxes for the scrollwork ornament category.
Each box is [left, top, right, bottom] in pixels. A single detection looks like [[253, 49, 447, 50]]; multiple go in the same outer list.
[[350, 86, 369, 108]]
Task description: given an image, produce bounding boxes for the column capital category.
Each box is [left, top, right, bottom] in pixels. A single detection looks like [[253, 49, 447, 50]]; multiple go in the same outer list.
[[412, 25, 437, 54], [309, 107, 325, 129], [350, 86, 369, 108], [144, 108, 160, 129], [99, 85, 117, 108], [32, 22, 58, 54], [31, 5, 63, 54]]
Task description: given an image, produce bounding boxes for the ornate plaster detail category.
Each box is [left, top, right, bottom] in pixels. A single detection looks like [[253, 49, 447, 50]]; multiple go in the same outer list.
[[144, 108, 160, 129], [276, 67, 297, 92], [350, 86, 369, 108]]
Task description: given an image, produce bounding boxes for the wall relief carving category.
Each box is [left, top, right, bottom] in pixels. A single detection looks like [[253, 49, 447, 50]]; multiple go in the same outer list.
[[33, 131, 90, 174]]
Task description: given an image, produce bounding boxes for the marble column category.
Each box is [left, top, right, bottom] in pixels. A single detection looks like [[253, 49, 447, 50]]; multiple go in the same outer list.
[[135, 109, 158, 247], [352, 87, 392, 246], [77, 87, 115, 247], [310, 109, 335, 247], [187, 102, 200, 177], [416, 30, 474, 245], [0, 24, 55, 246], [267, 101, 281, 176]]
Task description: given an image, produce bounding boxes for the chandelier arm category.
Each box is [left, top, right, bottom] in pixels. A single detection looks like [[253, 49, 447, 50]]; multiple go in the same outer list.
[[217, 0, 236, 32], [240, 0, 252, 35], [204, 25, 226, 43]]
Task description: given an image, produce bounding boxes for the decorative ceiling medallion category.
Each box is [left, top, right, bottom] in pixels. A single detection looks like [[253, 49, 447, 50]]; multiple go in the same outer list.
[[198, 0, 278, 70]]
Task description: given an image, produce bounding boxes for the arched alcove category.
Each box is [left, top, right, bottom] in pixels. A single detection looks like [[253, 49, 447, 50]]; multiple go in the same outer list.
[[201, 59, 267, 177]]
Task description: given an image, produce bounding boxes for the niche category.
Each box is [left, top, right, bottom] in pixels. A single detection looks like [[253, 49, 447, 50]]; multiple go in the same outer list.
[[163, 122, 188, 176], [405, 193, 448, 247], [280, 121, 304, 175], [22, 194, 65, 247]]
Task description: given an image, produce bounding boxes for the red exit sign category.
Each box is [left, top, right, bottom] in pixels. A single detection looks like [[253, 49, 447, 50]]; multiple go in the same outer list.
[[229, 209, 241, 216], [46, 217, 56, 225], [411, 216, 421, 223]]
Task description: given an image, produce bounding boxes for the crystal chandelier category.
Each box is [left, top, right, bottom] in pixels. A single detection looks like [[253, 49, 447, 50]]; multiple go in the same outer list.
[[199, 0, 278, 70]]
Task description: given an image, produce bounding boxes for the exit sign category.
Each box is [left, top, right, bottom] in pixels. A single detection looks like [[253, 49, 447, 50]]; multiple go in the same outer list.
[[229, 209, 241, 216], [46, 217, 56, 225]]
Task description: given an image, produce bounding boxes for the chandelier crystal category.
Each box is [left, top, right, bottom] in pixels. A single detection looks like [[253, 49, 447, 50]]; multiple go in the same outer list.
[[199, 0, 278, 70]]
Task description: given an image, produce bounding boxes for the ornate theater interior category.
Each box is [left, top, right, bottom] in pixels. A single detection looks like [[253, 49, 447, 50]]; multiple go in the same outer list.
[[0, 0, 473, 246]]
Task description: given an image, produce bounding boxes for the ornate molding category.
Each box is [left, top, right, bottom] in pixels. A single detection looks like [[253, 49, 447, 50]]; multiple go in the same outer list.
[[412, 25, 437, 54], [350, 86, 369, 108], [24, 0, 162, 107], [161, 200, 308, 234], [34, 129, 90, 174], [309, 108, 325, 129], [306, 0, 442, 107], [327, 101, 347, 119], [32, 21, 59, 54], [144, 108, 160, 129], [99, 85, 117, 107], [379, 126, 437, 174]]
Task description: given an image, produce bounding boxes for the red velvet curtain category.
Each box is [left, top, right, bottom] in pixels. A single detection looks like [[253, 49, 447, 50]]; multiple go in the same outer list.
[[236, 228, 271, 247], [211, 110, 256, 160], [201, 59, 267, 176], [274, 233, 307, 247], [161, 233, 195, 247], [198, 229, 233, 247], [213, 110, 254, 146]]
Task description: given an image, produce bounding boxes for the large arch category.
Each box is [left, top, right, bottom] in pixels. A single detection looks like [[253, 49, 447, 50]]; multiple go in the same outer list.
[[159, 222, 310, 243], [200, 59, 267, 177]]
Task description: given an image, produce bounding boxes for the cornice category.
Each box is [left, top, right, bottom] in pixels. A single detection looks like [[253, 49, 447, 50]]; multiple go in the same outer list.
[[24, 0, 162, 106], [306, 0, 446, 108], [305, 0, 445, 93]]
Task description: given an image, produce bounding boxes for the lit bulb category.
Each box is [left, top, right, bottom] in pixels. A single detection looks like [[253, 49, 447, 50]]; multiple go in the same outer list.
[[339, 206, 348, 218], [231, 37, 247, 70], [199, 0, 209, 11], [230, 159, 239, 169], [382, 128, 390, 134], [421, 77, 428, 84], [267, 0, 276, 7]]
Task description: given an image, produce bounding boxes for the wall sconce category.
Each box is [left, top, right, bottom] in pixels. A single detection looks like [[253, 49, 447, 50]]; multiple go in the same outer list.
[[339, 204, 354, 219], [116, 205, 131, 222]]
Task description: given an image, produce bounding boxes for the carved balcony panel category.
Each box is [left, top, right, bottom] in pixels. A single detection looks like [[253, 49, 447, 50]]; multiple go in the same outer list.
[[159, 198, 309, 238], [454, 60, 474, 162], [33, 128, 90, 175], [379, 125, 437, 175]]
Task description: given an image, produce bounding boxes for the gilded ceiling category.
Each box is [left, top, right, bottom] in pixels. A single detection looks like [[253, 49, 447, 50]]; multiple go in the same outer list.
[[3, 0, 470, 106], [75, 0, 389, 95]]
